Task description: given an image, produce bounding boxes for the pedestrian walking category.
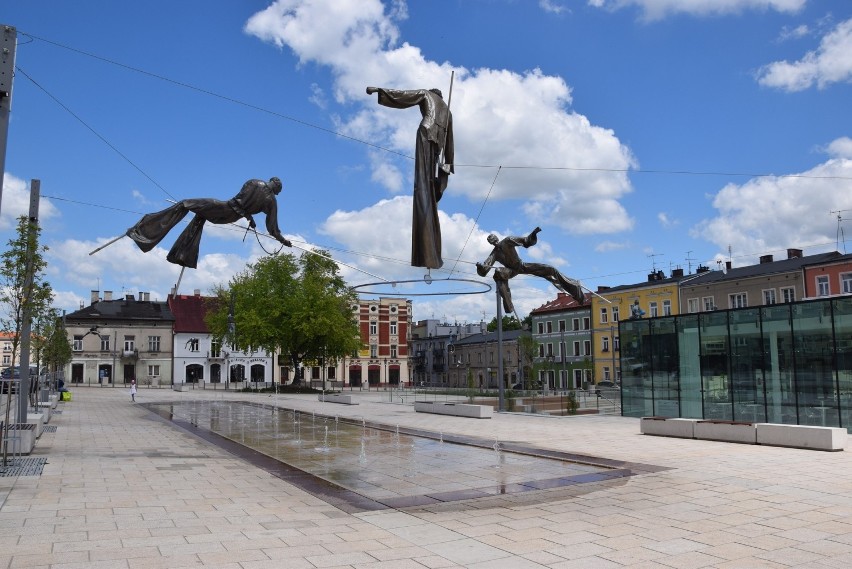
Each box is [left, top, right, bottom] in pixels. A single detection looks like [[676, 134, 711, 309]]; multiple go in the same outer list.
[[130, 380, 137, 402]]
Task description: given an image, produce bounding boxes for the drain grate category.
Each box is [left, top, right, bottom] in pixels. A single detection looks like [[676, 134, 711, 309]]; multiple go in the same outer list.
[[0, 457, 47, 477], [43, 425, 57, 433]]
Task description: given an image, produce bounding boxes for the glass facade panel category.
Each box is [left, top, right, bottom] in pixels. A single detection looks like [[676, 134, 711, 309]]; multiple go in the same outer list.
[[678, 315, 702, 418], [729, 308, 766, 422], [760, 304, 795, 424], [834, 297, 852, 429], [649, 318, 678, 417], [620, 320, 652, 417], [699, 311, 732, 420], [792, 302, 838, 426]]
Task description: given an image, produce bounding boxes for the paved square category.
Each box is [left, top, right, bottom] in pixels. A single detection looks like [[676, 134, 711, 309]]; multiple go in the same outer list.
[[1, 386, 851, 567]]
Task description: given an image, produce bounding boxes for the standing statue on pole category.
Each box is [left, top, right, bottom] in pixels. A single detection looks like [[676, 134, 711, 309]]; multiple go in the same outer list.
[[366, 86, 454, 270], [123, 177, 292, 268], [476, 227, 585, 314]]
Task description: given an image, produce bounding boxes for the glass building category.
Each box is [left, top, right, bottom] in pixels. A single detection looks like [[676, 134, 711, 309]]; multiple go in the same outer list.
[[619, 296, 852, 430]]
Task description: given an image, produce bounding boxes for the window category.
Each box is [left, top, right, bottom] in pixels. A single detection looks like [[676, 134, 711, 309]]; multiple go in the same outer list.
[[612, 306, 620, 322], [703, 296, 715, 311], [73, 335, 83, 351], [559, 341, 566, 357], [584, 340, 591, 356], [211, 339, 221, 358], [390, 345, 397, 358], [537, 322, 544, 334], [603, 367, 611, 381], [782, 287, 795, 303], [729, 293, 747, 309], [3, 343, 10, 352], [100, 335, 110, 351], [147, 365, 160, 377], [688, 298, 699, 313], [572, 318, 580, 331], [369, 321, 377, 335], [124, 336, 135, 351], [186, 338, 199, 352], [573, 341, 580, 356], [649, 302, 658, 317], [817, 275, 830, 296], [148, 336, 160, 352], [558, 319, 566, 332], [583, 317, 590, 330], [663, 300, 671, 316], [538, 344, 544, 357], [546, 321, 553, 333], [842, 273, 852, 294], [602, 336, 609, 352], [370, 344, 377, 358], [546, 343, 554, 357], [2, 356, 8, 365], [614, 336, 620, 351], [763, 289, 776, 305], [390, 321, 397, 335], [600, 308, 608, 324]]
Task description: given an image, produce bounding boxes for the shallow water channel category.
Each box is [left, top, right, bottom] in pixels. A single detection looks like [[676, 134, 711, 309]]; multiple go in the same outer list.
[[148, 400, 628, 509]]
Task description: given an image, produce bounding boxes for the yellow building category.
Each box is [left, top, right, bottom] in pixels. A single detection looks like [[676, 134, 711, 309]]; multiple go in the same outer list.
[[590, 269, 685, 384]]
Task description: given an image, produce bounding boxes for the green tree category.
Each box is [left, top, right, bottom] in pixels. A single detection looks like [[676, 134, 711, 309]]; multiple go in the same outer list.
[[0, 215, 54, 371], [486, 314, 523, 331], [206, 250, 362, 387], [516, 333, 537, 389], [35, 310, 73, 380]]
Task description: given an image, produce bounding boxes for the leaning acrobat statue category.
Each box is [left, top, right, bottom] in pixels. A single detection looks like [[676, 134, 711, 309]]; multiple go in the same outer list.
[[476, 227, 585, 314], [124, 177, 292, 268]]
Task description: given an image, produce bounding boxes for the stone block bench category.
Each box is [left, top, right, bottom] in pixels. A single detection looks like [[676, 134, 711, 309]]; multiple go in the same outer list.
[[318, 393, 358, 405], [5, 424, 37, 454], [414, 401, 492, 419], [694, 419, 757, 444], [26, 412, 46, 437], [756, 423, 846, 451], [640, 416, 697, 438]]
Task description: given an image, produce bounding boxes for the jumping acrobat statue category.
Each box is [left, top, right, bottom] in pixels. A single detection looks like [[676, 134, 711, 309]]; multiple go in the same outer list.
[[476, 227, 585, 314], [123, 177, 292, 269], [366, 86, 454, 270]]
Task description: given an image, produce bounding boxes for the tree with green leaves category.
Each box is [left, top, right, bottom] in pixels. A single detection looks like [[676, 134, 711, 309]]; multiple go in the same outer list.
[[206, 250, 362, 387], [34, 309, 73, 382], [0, 215, 54, 372], [486, 314, 524, 331], [516, 333, 537, 390]]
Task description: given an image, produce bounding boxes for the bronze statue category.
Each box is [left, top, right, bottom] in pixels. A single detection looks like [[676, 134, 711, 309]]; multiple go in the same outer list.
[[125, 177, 292, 268], [476, 227, 585, 313], [366, 86, 454, 269]]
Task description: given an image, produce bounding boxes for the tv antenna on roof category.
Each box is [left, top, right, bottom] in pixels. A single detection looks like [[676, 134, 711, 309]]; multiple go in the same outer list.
[[647, 253, 663, 272], [831, 210, 850, 254], [685, 251, 695, 274]]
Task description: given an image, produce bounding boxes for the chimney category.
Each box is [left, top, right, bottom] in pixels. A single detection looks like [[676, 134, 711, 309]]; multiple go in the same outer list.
[[90, 290, 99, 304], [104, 290, 113, 301], [787, 248, 803, 259], [194, 289, 201, 296], [726, 261, 732, 270], [142, 292, 150, 301], [597, 285, 611, 293], [697, 265, 709, 273], [759, 254, 773, 264], [648, 273, 657, 282], [671, 268, 684, 278], [125, 293, 135, 301]]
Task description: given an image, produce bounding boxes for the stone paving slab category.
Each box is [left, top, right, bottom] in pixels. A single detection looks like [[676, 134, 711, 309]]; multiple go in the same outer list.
[[0, 386, 850, 567]]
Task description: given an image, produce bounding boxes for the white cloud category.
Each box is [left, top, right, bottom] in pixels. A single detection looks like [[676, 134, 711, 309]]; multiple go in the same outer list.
[[588, 0, 805, 20], [778, 23, 810, 42], [0, 174, 61, 230], [757, 18, 852, 91], [691, 152, 852, 263], [657, 212, 678, 227], [594, 240, 629, 252], [826, 137, 852, 159], [245, 0, 636, 237], [540, 0, 569, 15]]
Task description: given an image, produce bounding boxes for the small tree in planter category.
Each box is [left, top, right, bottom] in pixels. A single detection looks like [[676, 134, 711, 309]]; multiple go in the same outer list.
[[466, 369, 475, 403], [565, 391, 579, 415]]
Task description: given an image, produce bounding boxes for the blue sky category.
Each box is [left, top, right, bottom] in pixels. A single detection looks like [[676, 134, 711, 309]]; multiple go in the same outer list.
[[3, 0, 852, 324]]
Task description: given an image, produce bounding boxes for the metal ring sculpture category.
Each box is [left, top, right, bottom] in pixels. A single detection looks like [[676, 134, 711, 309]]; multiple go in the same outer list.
[[350, 278, 492, 297]]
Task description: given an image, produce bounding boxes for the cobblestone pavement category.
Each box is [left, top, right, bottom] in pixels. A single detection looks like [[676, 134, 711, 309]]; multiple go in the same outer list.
[[1, 385, 851, 568]]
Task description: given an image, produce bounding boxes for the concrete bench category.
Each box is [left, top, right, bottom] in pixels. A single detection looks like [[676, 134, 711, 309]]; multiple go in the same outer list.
[[5, 424, 37, 454], [26, 412, 46, 437], [318, 393, 359, 405], [640, 417, 697, 438], [756, 423, 847, 451], [172, 384, 190, 392], [694, 420, 756, 444], [414, 401, 492, 419]]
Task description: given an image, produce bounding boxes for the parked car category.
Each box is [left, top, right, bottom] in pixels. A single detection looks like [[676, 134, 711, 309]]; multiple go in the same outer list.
[[0, 378, 18, 393], [0, 366, 39, 379], [596, 381, 620, 389]]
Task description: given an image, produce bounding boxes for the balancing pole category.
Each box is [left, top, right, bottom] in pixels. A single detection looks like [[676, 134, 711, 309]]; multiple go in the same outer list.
[[89, 234, 126, 256]]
